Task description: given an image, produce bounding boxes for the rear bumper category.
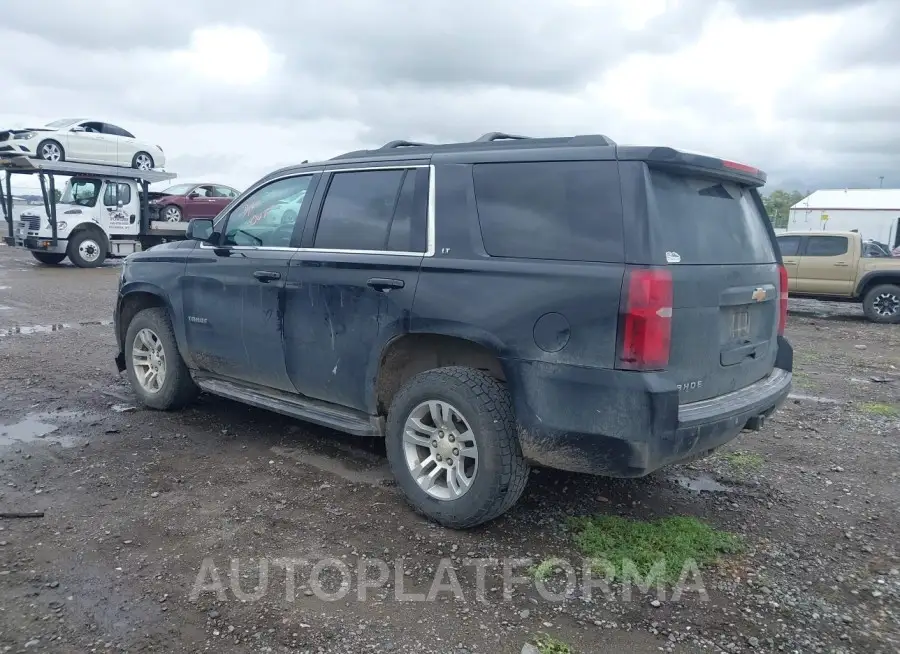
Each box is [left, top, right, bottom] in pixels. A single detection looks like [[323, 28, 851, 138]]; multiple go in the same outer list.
[[506, 337, 793, 477]]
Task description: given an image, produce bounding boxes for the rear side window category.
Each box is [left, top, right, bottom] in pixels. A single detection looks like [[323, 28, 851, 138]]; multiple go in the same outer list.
[[314, 168, 426, 252], [472, 161, 624, 262], [649, 171, 775, 264], [805, 235, 848, 257], [776, 235, 801, 256]]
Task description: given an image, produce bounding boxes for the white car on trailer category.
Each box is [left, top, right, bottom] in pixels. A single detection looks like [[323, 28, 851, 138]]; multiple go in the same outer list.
[[0, 118, 166, 171]]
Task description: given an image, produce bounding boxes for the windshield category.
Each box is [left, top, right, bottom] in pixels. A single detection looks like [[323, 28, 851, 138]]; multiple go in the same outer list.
[[61, 178, 102, 207], [45, 118, 82, 129], [160, 183, 196, 195]]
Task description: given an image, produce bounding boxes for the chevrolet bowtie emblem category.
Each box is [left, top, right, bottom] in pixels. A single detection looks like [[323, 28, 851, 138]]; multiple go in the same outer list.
[[751, 288, 766, 302]]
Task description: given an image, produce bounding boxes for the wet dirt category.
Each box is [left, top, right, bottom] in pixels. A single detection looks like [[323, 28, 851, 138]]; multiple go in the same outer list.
[[0, 245, 898, 653]]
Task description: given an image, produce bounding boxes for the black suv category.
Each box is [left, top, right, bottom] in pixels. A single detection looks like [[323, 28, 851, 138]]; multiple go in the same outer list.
[[114, 132, 793, 528]]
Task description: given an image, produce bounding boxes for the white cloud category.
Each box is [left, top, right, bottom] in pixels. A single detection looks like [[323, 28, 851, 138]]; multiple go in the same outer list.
[[0, 0, 896, 194]]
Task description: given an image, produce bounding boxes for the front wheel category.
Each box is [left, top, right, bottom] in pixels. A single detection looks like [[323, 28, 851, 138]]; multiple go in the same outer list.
[[67, 230, 107, 268], [36, 139, 65, 162], [385, 366, 529, 529], [863, 284, 900, 323], [31, 252, 66, 265], [124, 307, 198, 410], [162, 205, 182, 222]]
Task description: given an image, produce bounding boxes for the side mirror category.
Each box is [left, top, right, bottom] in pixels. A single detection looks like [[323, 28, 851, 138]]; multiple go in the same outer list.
[[187, 192, 200, 199], [186, 218, 215, 242], [71, 126, 86, 133], [116, 200, 124, 209]]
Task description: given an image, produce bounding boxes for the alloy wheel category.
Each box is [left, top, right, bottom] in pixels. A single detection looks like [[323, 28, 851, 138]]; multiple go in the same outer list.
[[402, 400, 479, 501], [131, 328, 167, 393]]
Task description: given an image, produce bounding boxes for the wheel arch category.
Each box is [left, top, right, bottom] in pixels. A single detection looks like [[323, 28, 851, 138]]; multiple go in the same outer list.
[[116, 284, 176, 352], [856, 272, 900, 298], [372, 327, 510, 417]]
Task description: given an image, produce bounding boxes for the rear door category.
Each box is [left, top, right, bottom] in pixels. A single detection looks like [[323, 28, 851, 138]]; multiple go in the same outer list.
[[283, 164, 427, 412], [642, 168, 780, 403], [775, 234, 803, 289], [796, 235, 854, 295]]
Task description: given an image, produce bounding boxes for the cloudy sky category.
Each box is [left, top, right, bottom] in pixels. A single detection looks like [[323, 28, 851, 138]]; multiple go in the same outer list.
[[1, 0, 897, 194]]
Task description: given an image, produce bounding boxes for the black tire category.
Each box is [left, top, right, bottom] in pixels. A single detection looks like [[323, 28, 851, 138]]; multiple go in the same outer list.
[[67, 230, 107, 268], [124, 307, 198, 410], [161, 205, 182, 222], [36, 139, 65, 162], [863, 284, 900, 324], [31, 252, 66, 265], [385, 366, 529, 529], [132, 151, 154, 170]]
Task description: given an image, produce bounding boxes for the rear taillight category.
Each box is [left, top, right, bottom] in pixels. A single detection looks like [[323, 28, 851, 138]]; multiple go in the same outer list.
[[617, 268, 673, 371], [778, 264, 788, 335]]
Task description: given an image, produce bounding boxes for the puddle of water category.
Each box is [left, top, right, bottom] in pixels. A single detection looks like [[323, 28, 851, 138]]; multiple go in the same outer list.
[[673, 473, 729, 493], [788, 393, 841, 405], [0, 319, 112, 337], [0, 410, 100, 450], [271, 445, 392, 486]]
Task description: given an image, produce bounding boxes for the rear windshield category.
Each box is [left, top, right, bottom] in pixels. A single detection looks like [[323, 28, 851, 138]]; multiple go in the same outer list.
[[649, 170, 776, 265]]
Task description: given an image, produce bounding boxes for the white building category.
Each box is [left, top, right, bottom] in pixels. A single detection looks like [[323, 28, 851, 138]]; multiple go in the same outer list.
[[788, 189, 900, 247]]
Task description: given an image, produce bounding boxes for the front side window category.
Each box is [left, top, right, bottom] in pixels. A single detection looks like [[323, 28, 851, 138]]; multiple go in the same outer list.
[[805, 236, 848, 257], [222, 175, 313, 247], [214, 185, 238, 198], [61, 178, 101, 207], [104, 183, 132, 207], [313, 168, 426, 252]]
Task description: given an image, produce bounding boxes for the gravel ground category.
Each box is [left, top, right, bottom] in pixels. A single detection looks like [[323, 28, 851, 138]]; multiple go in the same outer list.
[[0, 244, 898, 653]]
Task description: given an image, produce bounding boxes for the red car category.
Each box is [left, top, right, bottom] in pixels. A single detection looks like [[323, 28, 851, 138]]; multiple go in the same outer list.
[[149, 183, 240, 222]]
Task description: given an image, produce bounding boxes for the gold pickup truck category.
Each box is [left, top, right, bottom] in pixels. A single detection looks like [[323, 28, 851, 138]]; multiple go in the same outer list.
[[776, 230, 900, 323]]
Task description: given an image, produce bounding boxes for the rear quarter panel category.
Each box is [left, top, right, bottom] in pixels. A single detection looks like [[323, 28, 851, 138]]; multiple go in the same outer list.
[[412, 161, 623, 369]]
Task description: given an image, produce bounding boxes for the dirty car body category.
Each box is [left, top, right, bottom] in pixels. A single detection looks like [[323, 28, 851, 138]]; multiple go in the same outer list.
[[113, 133, 792, 527]]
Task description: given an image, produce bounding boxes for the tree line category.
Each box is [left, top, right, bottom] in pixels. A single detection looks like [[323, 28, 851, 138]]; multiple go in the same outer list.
[[762, 190, 806, 228]]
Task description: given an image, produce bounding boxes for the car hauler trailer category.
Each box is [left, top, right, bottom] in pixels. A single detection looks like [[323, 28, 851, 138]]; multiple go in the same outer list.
[[0, 156, 189, 267]]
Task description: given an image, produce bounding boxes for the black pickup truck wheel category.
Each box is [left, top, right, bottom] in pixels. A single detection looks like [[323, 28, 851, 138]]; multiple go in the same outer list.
[[385, 366, 529, 529], [863, 284, 900, 324]]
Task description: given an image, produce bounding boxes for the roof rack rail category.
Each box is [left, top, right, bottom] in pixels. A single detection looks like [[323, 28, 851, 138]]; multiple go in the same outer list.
[[379, 140, 431, 150], [475, 132, 530, 142], [568, 134, 617, 146]]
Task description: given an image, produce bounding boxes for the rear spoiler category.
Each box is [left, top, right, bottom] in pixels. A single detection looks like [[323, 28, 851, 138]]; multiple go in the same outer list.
[[617, 146, 767, 187]]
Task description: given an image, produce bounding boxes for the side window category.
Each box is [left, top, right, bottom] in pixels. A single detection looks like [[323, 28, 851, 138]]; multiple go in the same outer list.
[[472, 161, 624, 262], [313, 168, 426, 252], [81, 122, 103, 134], [102, 124, 124, 136], [805, 236, 848, 257], [222, 175, 313, 247], [192, 186, 211, 198], [214, 186, 237, 198], [776, 236, 801, 256], [103, 183, 130, 206], [117, 183, 131, 205]]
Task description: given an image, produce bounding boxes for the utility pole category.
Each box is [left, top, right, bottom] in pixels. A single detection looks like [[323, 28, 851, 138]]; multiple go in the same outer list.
[[879, 176, 885, 188]]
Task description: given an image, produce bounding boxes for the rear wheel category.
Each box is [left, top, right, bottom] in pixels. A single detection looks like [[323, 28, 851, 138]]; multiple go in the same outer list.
[[132, 152, 154, 170], [37, 139, 65, 162], [31, 252, 66, 265], [863, 284, 900, 323], [385, 366, 529, 529], [67, 230, 107, 268], [125, 307, 198, 410]]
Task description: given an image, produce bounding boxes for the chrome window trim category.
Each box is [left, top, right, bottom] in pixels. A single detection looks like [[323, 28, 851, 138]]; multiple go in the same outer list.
[[200, 164, 435, 257]]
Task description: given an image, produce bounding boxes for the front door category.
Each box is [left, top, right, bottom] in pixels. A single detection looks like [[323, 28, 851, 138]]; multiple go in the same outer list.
[[284, 165, 428, 412], [181, 173, 318, 390], [184, 185, 221, 219], [67, 121, 115, 163], [796, 234, 855, 295], [100, 181, 140, 237]]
